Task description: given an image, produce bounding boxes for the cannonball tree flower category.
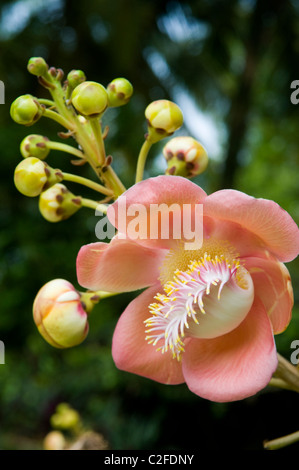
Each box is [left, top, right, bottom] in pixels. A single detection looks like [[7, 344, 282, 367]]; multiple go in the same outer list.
[[76, 176, 299, 402]]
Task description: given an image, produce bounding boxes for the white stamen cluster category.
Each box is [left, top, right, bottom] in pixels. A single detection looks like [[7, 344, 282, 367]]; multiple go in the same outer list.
[[145, 254, 240, 361]]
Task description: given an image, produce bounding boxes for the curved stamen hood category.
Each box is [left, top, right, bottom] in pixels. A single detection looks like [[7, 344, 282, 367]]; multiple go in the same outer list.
[[145, 253, 254, 360]]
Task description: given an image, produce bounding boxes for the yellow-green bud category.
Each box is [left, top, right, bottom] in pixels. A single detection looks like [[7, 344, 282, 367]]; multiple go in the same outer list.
[[14, 157, 63, 197], [33, 279, 89, 348], [27, 57, 49, 76], [163, 136, 208, 178], [10, 94, 44, 126], [71, 81, 108, 117], [20, 134, 50, 160], [107, 78, 133, 107], [145, 99, 183, 143], [67, 69, 86, 89], [39, 183, 81, 222], [43, 431, 66, 451], [50, 403, 81, 431]]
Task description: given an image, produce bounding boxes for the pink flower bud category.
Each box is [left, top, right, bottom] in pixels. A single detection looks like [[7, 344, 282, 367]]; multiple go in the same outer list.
[[33, 279, 89, 348]]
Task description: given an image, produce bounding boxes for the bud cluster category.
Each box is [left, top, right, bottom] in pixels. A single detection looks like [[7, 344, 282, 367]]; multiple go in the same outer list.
[[11, 56, 209, 354]]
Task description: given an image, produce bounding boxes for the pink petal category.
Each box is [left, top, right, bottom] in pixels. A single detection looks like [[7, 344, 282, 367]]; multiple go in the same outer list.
[[107, 175, 207, 249], [245, 256, 293, 334], [203, 217, 272, 259], [182, 299, 278, 402], [76, 237, 166, 292], [203, 190, 299, 262], [112, 283, 185, 384]]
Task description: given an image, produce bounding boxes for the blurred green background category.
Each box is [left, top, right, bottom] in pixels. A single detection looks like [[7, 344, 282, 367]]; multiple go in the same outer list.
[[0, 0, 299, 450]]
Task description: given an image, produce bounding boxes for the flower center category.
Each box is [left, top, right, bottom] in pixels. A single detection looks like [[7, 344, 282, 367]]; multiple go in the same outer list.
[[145, 248, 254, 361]]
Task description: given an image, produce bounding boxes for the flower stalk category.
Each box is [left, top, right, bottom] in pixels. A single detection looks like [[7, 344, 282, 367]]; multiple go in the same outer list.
[[135, 138, 153, 183], [62, 172, 114, 197], [264, 430, 299, 450], [270, 353, 299, 393], [81, 198, 107, 213]]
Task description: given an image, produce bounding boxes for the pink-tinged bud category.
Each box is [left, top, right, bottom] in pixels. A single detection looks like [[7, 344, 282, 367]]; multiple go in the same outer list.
[[145, 99, 183, 142], [33, 279, 89, 348], [163, 136, 208, 178]]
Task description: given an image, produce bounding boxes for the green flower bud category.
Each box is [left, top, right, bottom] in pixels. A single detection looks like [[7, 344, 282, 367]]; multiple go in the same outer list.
[[145, 99, 183, 143], [14, 157, 63, 197], [20, 134, 50, 160], [67, 69, 86, 89], [27, 57, 49, 76], [163, 136, 208, 178], [39, 183, 82, 222], [33, 279, 89, 348], [10, 94, 44, 126], [107, 78, 133, 107], [71, 81, 108, 117], [50, 403, 81, 431]]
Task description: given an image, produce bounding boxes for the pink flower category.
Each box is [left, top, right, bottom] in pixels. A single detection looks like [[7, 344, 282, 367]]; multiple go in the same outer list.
[[76, 176, 299, 402]]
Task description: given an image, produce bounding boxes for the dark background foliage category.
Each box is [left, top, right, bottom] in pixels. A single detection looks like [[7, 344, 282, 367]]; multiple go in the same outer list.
[[0, 0, 298, 450]]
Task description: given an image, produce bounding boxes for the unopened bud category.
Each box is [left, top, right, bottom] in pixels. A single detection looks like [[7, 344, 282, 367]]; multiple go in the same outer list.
[[10, 94, 44, 126], [107, 78, 133, 107], [50, 403, 81, 431], [43, 431, 66, 450], [145, 99, 183, 143], [163, 136, 208, 178], [20, 134, 50, 160], [27, 57, 49, 76], [33, 279, 89, 348], [39, 183, 81, 222], [14, 157, 63, 197], [67, 69, 86, 89], [71, 81, 108, 117]]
